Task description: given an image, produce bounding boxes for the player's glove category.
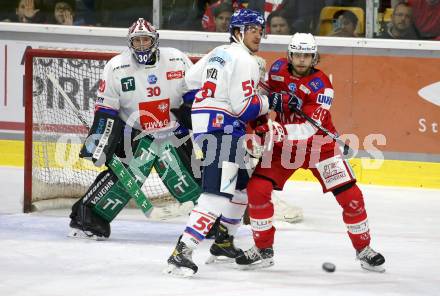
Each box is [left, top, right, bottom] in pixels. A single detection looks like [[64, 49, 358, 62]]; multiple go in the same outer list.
[[254, 120, 287, 144], [268, 92, 302, 113]]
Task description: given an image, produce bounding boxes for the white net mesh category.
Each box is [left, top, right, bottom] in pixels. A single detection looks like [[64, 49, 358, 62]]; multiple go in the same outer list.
[[30, 51, 172, 211]]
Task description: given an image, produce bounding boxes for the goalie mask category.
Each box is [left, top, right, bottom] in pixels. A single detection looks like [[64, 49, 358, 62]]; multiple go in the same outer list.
[[287, 33, 318, 66], [128, 18, 159, 65]]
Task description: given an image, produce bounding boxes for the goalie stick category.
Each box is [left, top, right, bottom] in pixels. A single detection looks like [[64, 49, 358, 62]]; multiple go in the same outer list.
[[46, 73, 154, 216]]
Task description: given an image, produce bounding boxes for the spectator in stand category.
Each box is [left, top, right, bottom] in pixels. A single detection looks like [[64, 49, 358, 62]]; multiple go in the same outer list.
[[213, 2, 234, 32], [202, 0, 245, 32], [267, 9, 291, 34], [249, 0, 324, 33], [47, 0, 76, 25], [378, 1, 418, 39], [329, 9, 359, 37], [5, 0, 46, 23], [407, 0, 440, 40]]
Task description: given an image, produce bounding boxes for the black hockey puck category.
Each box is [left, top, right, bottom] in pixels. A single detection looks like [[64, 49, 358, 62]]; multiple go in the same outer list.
[[322, 262, 336, 272]]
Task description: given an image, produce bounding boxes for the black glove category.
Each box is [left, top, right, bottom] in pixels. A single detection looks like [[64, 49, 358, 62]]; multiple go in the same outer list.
[[287, 93, 302, 112], [171, 103, 192, 130], [268, 92, 302, 113]]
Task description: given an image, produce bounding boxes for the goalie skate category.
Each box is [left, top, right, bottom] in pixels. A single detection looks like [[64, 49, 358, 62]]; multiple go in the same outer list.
[[356, 246, 386, 273], [67, 220, 108, 241], [67, 227, 107, 241], [235, 245, 274, 269], [165, 240, 198, 277]]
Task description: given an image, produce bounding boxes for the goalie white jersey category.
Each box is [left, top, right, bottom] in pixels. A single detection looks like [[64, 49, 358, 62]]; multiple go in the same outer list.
[[96, 47, 193, 131], [187, 43, 269, 137]]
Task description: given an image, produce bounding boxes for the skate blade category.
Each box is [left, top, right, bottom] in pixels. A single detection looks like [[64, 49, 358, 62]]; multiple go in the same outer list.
[[67, 228, 106, 241], [205, 255, 235, 265], [237, 258, 274, 270], [360, 262, 386, 273], [163, 264, 196, 278]]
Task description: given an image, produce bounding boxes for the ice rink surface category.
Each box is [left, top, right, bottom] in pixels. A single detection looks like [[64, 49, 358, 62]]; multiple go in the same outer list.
[[0, 167, 439, 296]]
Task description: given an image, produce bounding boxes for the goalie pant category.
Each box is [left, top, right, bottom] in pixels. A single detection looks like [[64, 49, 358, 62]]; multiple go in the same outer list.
[[248, 144, 371, 252], [70, 124, 201, 237]]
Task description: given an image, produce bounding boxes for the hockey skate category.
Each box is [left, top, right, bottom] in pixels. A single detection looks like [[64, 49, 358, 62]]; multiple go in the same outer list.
[[356, 246, 386, 273], [205, 224, 243, 264], [165, 240, 198, 277], [68, 219, 108, 241], [235, 245, 274, 269]]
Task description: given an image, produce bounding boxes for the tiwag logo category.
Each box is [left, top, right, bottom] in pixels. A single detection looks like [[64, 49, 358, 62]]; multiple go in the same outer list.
[[418, 81, 440, 107]]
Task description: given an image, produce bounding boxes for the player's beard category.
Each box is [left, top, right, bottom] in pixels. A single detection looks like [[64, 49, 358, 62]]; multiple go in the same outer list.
[[291, 64, 311, 77]]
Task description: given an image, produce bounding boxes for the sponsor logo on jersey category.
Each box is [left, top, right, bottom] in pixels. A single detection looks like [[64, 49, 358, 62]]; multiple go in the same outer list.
[[166, 70, 184, 80], [212, 113, 224, 128], [299, 84, 310, 95], [168, 57, 183, 62], [95, 97, 105, 104], [288, 82, 296, 92], [98, 79, 106, 92], [308, 77, 324, 92], [121, 77, 135, 92], [139, 98, 170, 130], [148, 74, 158, 84], [270, 75, 284, 82], [271, 60, 283, 73], [113, 64, 130, 70], [317, 93, 333, 106], [208, 56, 226, 66], [418, 81, 440, 107]]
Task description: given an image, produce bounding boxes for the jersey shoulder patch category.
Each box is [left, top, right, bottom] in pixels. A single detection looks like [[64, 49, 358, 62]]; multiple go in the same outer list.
[[307, 77, 324, 93], [270, 58, 288, 74]]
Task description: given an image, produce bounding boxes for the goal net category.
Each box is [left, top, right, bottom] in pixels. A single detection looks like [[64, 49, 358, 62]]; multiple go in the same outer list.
[[23, 48, 193, 215]]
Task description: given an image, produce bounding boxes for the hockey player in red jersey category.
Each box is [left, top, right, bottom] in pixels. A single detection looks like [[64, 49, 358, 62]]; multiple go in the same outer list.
[[235, 33, 386, 273]]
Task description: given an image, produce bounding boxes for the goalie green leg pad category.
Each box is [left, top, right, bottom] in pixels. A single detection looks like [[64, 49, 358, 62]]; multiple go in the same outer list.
[[107, 156, 154, 217], [78, 168, 132, 223], [154, 141, 201, 204]]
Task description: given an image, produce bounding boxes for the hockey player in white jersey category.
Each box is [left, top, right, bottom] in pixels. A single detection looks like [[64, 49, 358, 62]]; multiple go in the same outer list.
[[68, 18, 200, 239], [166, 9, 289, 277]]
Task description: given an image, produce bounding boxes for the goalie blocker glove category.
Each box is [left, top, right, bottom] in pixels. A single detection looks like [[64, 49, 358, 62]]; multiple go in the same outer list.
[[268, 92, 302, 114], [79, 107, 124, 167]]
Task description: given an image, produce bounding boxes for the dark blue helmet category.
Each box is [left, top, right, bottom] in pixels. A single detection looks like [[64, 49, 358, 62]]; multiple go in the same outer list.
[[229, 9, 265, 33]]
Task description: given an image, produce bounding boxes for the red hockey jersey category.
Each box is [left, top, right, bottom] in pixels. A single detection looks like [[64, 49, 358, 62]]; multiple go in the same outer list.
[[267, 57, 338, 153]]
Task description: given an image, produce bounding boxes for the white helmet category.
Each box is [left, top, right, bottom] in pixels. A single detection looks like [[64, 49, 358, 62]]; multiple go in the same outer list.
[[128, 18, 159, 64], [288, 33, 318, 65]]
